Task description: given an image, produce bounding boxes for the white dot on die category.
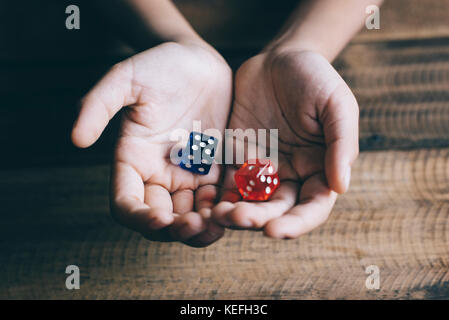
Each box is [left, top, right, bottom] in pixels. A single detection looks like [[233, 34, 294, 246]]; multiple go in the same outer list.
[[201, 159, 208, 164], [205, 149, 211, 155], [198, 167, 205, 172], [195, 135, 201, 140], [185, 163, 191, 168], [265, 186, 271, 194], [248, 166, 254, 170], [192, 145, 199, 151], [243, 192, 249, 197], [260, 175, 266, 182], [249, 180, 255, 186], [200, 142, 206, 147], [273, 178, 278, 185], [188, 155, 193, 160], [268, 166, 273, 174], [208, 139, 214, 144], [246, 186, 252, 191], [266, 177, 272, 184]]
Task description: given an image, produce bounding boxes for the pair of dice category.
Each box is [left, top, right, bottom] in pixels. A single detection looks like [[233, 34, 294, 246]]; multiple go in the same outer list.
[[179, 131, 279, 201]]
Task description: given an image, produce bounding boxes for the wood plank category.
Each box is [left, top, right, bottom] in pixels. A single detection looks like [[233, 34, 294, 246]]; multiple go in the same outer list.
[[338, 39, 449, 150], [355, 0, 449, 42], [1, 148, 449, 299]]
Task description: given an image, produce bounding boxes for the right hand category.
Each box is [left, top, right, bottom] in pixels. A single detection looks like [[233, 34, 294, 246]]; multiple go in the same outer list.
[[212, 50, 359, 239], [71, 41, 233, 247]]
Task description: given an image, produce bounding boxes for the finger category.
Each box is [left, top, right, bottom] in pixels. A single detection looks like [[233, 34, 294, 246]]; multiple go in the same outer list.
[[321, 82, 359, 194], [169, 210, 225, 247], [212, 181, 298, 229], [218, 166, 241, 202], [186, 219, 225, 248], [195, 184, 218, 211], [264, 173, 337, 239], [168, 185, 225, 247], [141, 183, 174, 230], [172, 189, 194, 214], [140, 184, 176, 241], [111, 163, 174, 236], [169, 212, 205, 241], [72, 61, 136, 148]]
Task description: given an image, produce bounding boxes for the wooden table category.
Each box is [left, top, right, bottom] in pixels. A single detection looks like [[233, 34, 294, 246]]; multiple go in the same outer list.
[[1, 0, 449, 299]]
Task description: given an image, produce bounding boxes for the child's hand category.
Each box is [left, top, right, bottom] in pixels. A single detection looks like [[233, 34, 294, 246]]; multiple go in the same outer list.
[[72, 41, 232, 247], [212, 50, 359, 239]]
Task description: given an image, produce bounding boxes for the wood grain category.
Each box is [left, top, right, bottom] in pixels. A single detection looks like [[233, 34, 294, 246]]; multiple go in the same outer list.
[[2, 0, 449, 300], [355, 0, 449, 42], [338, 39, 449, 150], [1, 148, 449, 299]]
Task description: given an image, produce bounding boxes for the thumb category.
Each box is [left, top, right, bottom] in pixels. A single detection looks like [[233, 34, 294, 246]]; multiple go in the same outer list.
[[321, 82, 359, 194], [71, 60, 136, 148]]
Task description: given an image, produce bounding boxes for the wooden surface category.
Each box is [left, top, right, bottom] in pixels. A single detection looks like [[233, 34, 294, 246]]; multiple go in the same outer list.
[[340, 38, 449, 150], [2, 1, 449, 300], [2, 149, 449, 299]]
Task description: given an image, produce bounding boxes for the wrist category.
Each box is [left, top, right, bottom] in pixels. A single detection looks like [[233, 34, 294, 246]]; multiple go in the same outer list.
[[175, 36, 229, 66], [175, 35, 212, 51], [264, 37, 332, 62]]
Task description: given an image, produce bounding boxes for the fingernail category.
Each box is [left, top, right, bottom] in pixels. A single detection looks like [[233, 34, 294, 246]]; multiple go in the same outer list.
[[344, 166, 351, 192]]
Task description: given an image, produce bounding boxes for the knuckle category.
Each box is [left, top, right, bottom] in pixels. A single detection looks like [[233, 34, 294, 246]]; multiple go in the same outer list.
[[263, 222, 284, 239], [250, 215, 266, 229], [229, 207, 254, 227], [229, 209, 246, 226]]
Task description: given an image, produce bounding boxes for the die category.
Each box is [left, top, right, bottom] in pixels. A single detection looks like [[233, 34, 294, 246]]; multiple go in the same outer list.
[[234, 159, 280, 201], [179, 131, 218, 175]]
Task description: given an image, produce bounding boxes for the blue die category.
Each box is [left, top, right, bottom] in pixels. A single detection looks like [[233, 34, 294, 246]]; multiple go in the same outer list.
[[179, 132, 218, 175]]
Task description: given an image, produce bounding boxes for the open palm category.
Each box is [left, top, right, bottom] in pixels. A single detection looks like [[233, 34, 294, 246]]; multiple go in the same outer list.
[[212, 51, 359, 239], [72, 42, 232, 247]]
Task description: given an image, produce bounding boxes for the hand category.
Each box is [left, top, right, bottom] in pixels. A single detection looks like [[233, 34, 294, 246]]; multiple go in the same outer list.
[[212, 50, 359, 239], [72, 41, 233, 247]]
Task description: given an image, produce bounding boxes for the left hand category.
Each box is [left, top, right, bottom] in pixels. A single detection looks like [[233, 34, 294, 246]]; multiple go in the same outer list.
[[211, 50, 359, 239], [71, 41, 233, 247]]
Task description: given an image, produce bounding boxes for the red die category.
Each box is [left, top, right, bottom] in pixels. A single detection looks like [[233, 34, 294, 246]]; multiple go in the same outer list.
[[234, 159, 280, 201]]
